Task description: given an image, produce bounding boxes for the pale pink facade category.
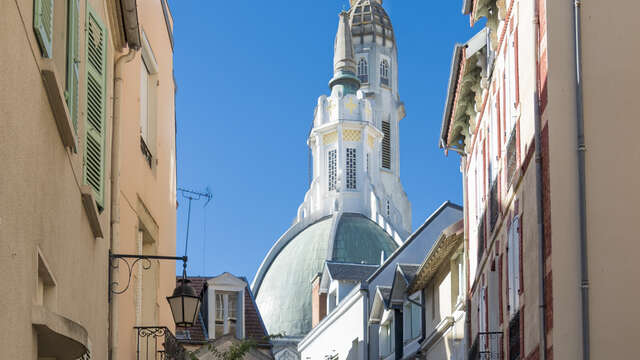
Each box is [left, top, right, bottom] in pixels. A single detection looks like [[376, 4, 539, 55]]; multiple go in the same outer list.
[[441, 0, 640, 359]]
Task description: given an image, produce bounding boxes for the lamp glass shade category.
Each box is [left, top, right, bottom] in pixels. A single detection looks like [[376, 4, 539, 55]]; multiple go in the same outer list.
[[167, 279, 201, 327]]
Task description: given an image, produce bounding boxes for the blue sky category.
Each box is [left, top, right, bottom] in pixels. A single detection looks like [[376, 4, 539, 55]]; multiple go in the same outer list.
[[169, 1, 483, 280]]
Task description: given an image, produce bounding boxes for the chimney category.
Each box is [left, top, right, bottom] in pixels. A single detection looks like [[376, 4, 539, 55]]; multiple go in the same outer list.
[[311, 273, 327, 327]]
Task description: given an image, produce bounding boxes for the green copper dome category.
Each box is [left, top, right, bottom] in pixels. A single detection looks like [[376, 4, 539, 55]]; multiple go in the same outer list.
[[253, 213, 399, 337]]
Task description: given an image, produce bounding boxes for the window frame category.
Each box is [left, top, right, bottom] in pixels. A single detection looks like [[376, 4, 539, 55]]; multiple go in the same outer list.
[[139, 30, 159, 167], [357, 57, 369, 84], [379, 59, 390, 87], [214, 291, 239, 336], [403, 292, 421, 343], [379, 314, 395, 357], [345, 147, 357, 191], [381, 120, 391, 170], [507, 215, 521, 318], [328, 148, 337, 191]]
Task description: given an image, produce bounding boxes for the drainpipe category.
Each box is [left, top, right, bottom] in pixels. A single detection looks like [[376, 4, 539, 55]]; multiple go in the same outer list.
[[531, 0, 547, 359], [571, 1, 590, 359], [109, 48, 137, 360], [460, 155, 470, 354]]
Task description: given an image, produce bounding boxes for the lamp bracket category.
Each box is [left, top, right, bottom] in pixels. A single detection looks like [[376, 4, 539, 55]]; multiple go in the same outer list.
[[109, 251, 188, 302]]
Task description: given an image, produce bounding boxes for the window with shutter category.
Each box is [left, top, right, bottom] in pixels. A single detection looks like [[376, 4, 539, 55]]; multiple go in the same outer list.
[[507, 216, 520, 318], [33, 0, 54, 58], [140, 60, 150, 142], [381, 120, 391, 169], [84, 5, 107, 209], [403, 303, 411, 342], [66, 0, 80, 135], [479, 286, 487, 333]]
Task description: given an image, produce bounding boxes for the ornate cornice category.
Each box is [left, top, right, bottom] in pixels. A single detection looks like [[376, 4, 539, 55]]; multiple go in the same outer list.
[[407, 231, 463, 294]]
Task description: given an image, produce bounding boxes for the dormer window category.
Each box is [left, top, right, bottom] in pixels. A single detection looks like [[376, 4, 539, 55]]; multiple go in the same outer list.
[[380, 59, 390, 87], [205, 274, 248, 341], [379, 316, 394, 356], [357, 58, 369, 83], [328, 290, 338, 313], [215, 291, 238, 338], [403, 294, 422, 343]]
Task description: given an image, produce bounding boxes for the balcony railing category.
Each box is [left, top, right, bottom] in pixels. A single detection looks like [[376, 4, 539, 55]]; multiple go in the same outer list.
[[479, 332, 503, 360], [470, 332, 503, 360], [135, 326, 187, 360]]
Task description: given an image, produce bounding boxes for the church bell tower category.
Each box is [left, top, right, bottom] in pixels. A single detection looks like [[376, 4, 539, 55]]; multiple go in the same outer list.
[[296, 0, 411, 238]]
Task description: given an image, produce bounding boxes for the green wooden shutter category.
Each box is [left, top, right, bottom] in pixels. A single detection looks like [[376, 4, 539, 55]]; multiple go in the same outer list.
[[66, 0, 80, 134], [84, 4, 107, 209], [33, 0, 54, 57]]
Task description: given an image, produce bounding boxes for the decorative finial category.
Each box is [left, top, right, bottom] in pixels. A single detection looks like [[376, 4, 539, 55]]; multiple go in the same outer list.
[[329, 10, 360, 94]]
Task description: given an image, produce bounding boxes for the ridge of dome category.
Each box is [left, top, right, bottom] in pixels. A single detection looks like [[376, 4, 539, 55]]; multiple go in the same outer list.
[[349, 0, 394, 45]]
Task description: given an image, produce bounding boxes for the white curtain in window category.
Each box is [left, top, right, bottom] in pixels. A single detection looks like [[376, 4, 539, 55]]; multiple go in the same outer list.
[[215, 293, 224, 321]]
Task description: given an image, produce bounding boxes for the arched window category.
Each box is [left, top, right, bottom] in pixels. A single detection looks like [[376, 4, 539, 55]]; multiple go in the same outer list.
[[358, 58, 369, 83], [380, 59, 390, 87]]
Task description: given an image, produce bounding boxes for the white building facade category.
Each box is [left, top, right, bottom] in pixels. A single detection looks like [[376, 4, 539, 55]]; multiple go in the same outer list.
[[296, 0, 411, 239], [253, 2, 413, 357]]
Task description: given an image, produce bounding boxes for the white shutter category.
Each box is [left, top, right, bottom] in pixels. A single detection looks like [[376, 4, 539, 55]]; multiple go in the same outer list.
[[140, 60, 149, 141], [508, 36, 518, 129], [479, 286, 487, 333], [507, 216, 520, 317], [513, 216, 521, 310]]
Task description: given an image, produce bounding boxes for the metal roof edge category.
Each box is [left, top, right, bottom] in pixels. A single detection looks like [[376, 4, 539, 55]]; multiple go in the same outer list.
[[440, 44, 465, 149], [366, 201, 463, 282]]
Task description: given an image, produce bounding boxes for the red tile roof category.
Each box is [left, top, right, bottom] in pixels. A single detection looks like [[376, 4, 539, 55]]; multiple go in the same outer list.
[[175, 277, 208, 343]]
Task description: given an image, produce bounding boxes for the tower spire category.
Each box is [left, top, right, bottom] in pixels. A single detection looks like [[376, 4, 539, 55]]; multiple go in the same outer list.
[[329, 11, 360, 94]]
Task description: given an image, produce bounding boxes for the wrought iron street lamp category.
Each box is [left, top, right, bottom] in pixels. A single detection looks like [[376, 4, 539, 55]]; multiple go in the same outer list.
[[167, 265, 201, 327], [109, 252, 201, 328]]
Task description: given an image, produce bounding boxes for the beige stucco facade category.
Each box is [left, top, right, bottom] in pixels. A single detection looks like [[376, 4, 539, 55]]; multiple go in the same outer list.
[[111, 0, 177, 359], [0, 0, 177, 359], [545, 1, 640, 358], [441, 0, 640, 359], [1, 0, 116, 358]]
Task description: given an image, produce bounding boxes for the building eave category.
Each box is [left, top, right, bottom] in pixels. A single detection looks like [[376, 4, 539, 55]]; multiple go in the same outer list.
[[366, 201, 462, 283], [462, 0, 474, 15], [120, 0, 141, 50], [440, 44, 465, 150], [407, 220, 464, 294], [441, 29, 490, 154], [298, 283, 366, 351]]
